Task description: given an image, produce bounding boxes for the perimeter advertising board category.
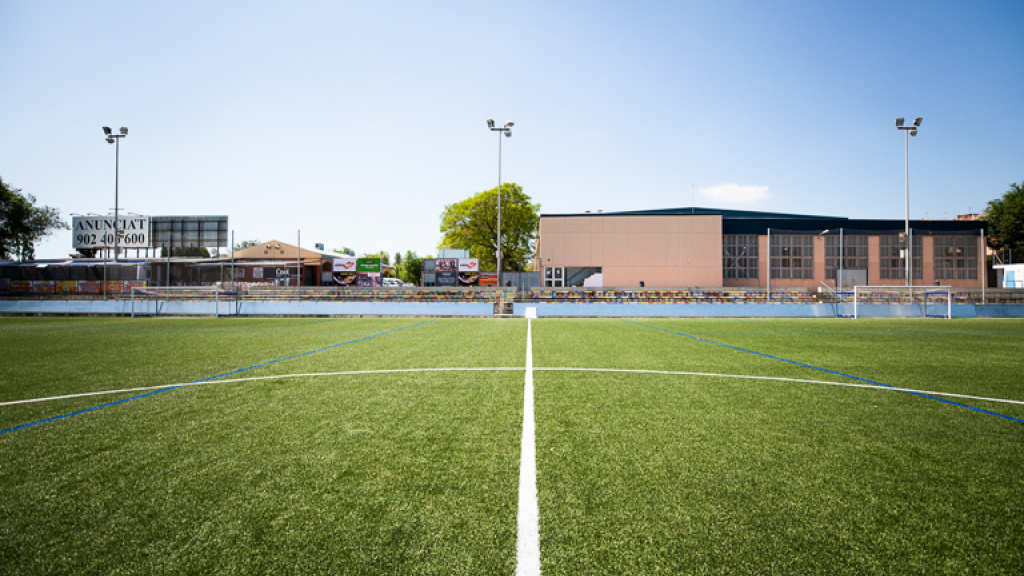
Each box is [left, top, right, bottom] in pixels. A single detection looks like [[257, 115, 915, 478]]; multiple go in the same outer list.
[[331, 258, 358, 285], [457, 258, 480, 286], [72, 216, 150, 250], [357, 258, 381, 272], [332, 258, 358, 272], [435, 258, 458, 286]]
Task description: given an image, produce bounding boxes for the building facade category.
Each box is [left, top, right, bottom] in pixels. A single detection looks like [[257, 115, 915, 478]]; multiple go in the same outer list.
[[536, 208, 987, 289]]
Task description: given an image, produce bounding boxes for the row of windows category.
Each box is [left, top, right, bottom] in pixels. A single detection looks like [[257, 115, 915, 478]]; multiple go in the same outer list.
[[723, 235, 758, 279], [722, 235, 978, 280]]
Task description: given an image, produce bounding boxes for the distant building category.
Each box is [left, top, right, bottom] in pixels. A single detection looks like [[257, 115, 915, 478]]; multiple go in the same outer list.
[[536, 207, 987, 289]]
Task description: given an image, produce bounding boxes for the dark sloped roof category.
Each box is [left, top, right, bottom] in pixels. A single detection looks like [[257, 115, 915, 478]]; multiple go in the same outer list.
[[539, 207, 986, 235], [540, 207, 842, 219]]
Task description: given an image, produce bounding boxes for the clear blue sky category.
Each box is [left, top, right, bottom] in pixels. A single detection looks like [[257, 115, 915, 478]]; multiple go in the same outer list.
[[3, 0, 1022, 260]]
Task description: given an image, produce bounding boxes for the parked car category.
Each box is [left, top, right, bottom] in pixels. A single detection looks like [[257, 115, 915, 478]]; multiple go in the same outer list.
[[382, 277, 411, 288]]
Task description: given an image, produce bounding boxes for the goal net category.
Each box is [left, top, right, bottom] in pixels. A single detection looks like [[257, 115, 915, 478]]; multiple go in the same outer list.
[[131, 286, 231, 317], [852, 286, 952, 319]]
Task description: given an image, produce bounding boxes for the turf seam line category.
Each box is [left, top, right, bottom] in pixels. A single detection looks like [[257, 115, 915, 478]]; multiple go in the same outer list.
[[0, 320, 436, 435], [7, 368, 1024, 408], [627, 320, 1024, 424], [189, 320, 436, 383], [517, 318, 542, 576]]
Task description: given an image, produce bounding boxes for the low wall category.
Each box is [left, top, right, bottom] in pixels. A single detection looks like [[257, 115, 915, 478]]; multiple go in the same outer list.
[[0, 300, 495, 317], [512, 303, 1024, 318], [2, 299, 1023, 318]]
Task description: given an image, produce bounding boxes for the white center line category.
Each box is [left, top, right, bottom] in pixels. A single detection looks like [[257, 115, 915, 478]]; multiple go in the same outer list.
[[517, 319, 542, 575]]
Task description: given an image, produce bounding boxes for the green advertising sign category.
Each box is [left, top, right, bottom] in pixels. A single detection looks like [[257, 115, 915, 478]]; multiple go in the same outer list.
[[357, 258, 381, 272]]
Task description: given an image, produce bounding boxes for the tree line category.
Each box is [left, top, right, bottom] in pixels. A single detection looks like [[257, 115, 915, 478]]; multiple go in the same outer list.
[[5, 174, 1022, 269]]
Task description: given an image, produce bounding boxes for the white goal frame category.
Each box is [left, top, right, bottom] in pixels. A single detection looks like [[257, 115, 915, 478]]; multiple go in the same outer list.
[[131, 286, 227, 318], [852, 285, 952, 319]]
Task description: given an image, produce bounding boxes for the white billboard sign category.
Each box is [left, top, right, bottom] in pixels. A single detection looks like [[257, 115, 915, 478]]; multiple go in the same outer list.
[[459, 258, 480, 272], [332, 258, 358, 272], [72, 216, 150, 249]]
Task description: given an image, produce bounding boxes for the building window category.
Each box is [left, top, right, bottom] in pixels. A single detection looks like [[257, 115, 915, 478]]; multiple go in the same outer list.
[[825, 235, 868, 280], [770, 235, 813, 279], [723, 235, 759, 279], [934, 236, 978, 280], [879, 235, 923, 280]]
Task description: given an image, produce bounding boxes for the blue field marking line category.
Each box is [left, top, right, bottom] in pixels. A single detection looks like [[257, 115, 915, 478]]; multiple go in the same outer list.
[[721, 318, 1024, 336], [0, 317, 372, 336], [0, 320, 436, 436], [627, 320, 1024, 424]]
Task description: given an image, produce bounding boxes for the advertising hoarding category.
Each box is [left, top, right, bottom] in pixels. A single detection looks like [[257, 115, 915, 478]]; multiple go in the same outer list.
[[333, 258, 358, 272], [436, 271, 458, 286], [333, 272, 357, 286], [72, 216, 150, 250], [357, 258, 381, 273]]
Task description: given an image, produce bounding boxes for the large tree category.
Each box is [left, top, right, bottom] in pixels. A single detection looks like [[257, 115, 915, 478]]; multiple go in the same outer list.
[[439, 183, 540, 272], [396, 250, 425, 285], [0, 176, 68, 261], [986, 182, 1024, 257]]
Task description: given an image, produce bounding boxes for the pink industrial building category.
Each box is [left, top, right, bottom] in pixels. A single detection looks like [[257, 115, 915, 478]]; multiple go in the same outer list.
[[536, 208, 987, 290]]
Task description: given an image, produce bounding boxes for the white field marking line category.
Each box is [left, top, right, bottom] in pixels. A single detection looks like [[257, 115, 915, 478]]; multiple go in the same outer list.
[[4, 367, 1022, 409], [0, 368, 525, 407], [517, 319, 542, 576], [534, 368, 1024, 406]]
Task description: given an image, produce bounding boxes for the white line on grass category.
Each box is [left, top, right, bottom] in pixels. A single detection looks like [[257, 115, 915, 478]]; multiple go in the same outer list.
[[4, 367, 1022, 409], [535, 368, 1024, 406], [517, 319, 542, 575], [0, 368, 524, 407]]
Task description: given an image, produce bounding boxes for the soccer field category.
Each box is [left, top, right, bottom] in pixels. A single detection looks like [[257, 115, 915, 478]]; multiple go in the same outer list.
[[1, 316, 1022, 575]]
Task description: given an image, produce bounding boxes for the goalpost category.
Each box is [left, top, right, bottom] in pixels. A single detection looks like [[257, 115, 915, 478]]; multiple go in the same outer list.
[[852, 286, 952, 319], [131, 286, 228, 318]]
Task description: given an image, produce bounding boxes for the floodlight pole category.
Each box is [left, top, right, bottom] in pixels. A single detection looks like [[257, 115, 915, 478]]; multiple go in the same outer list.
[[103, 127, 128, 262], [488, 120, 513, 286], [766, 227, 771, 304], [896, 118, 921, 287]]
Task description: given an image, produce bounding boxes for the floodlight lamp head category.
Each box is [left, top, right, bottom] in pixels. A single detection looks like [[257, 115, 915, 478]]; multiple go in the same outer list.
[[895, 117, 905, 127], [910, 129, 917, 137], [486, 119, 495, 128], [505, 121, 514, 127], [913, 117, 922, 127], [103, 126, 112, 135], [119, 127, 128, 135], [106, 137, 115, 144], [504, 130, 512, 138]]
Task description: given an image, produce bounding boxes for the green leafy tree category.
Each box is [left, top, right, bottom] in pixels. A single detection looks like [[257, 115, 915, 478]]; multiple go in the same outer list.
[[986, 182, 1024, 258], [233, 239, 261, 251], [396, 250, 424, 285], [333, 247, 355, 256], [0, 176, 68, 261], [439, 183, 540, 272], [361, 251, 390, 265]]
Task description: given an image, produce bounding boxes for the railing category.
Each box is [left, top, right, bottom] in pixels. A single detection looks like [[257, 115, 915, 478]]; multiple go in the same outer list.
[[523, 288, 815, 304], [5, 284, 1024, 305], [244, 286, 514, 303]]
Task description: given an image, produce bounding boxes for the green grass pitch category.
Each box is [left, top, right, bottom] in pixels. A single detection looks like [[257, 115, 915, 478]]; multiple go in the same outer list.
[[1, 316, 1022, 575]]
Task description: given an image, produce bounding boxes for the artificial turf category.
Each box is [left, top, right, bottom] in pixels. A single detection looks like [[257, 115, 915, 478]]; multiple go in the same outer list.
[[1, 316, 1022, 575]]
